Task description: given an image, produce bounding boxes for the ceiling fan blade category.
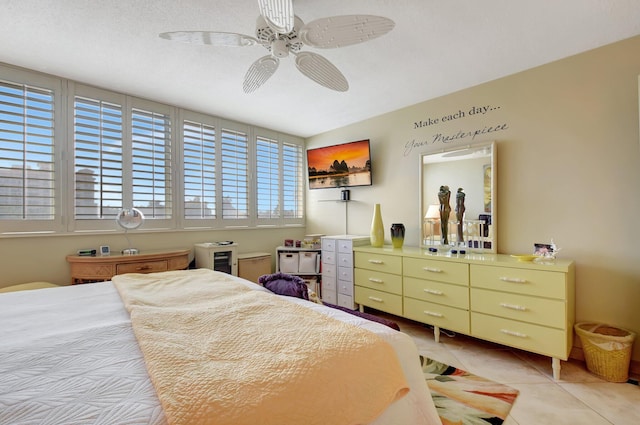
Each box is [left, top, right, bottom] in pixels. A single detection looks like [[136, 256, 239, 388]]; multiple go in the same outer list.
[[300, 15, 395, 48], [243, 55, 280, 93], [295, 52, 348, 92], [160, 31, 257, 47], [258, 0, 294, 34]]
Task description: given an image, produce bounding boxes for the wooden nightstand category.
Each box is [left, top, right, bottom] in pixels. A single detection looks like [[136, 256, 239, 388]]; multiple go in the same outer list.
[[66, 249, 191, 284]]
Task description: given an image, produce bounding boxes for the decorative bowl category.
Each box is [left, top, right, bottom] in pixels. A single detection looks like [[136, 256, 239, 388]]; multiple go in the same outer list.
[[510, 254, 538, 262]]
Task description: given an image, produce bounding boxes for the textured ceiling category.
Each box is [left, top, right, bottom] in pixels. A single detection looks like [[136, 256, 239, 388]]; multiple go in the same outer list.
[[1, 0, 640, 138]]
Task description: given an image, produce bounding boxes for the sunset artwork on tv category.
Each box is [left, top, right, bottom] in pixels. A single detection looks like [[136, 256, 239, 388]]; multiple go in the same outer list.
[[306, 139, 372, 189]]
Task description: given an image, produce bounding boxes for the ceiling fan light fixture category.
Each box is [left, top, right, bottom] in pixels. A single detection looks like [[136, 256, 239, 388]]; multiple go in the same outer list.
[[271, 39, 289, 58]]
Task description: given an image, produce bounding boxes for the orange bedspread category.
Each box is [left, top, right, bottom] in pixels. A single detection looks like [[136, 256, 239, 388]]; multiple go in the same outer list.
[[113, 269, 409, 425]]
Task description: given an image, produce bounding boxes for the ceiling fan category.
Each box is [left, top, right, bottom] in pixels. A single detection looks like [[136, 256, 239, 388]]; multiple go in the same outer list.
[[159, 0, 395, 93]]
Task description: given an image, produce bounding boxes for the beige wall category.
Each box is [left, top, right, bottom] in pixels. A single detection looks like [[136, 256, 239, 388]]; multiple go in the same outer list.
[[306, 35, 640, 363], [0, 227, 306, 286]]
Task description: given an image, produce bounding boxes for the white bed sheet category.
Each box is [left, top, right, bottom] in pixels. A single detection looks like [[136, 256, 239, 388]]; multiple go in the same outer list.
[[0, 275, 440, 425]]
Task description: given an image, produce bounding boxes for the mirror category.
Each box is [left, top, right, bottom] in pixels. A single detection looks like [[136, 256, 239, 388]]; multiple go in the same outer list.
[[419, 141, 496, 253], [116, 208, 145, 254]]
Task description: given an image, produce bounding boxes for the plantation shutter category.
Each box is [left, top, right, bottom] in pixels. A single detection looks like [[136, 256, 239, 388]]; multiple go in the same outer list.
[[256, 136, 279, 219], [221, 128, 248, 220], [0, 81, 55, 221], [73, 96, 123, 219], [131, 108, 172, 219], [183, 119, 216, 219], [282, 141, 303, 219]]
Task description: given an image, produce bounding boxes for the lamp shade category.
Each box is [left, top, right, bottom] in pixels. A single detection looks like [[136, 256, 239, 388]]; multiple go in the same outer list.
[[425, 204, 440, 220]]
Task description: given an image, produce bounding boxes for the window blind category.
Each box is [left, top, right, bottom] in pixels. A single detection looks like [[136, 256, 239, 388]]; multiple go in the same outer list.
[[73, 96, 123, 219], [256, 136, 279, 219], [221, 128, 248, 219], [183, 119, 216, 218], [0, 81, 55, 220], [131, 108, 172, 219], [282, 141, 303, 219]]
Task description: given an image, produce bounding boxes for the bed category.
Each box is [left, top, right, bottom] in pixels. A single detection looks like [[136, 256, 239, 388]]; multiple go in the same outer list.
[[0, 268, 441, 425]]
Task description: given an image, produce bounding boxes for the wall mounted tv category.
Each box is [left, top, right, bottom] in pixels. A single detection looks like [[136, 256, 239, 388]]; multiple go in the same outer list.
[[307, 139, 372, 189]]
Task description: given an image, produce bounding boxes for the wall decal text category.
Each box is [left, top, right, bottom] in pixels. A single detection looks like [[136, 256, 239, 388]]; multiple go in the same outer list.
[[404, 104, 509, 156]]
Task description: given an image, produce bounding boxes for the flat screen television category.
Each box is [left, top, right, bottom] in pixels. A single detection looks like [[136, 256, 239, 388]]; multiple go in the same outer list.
[[307, 139, 372, 189]]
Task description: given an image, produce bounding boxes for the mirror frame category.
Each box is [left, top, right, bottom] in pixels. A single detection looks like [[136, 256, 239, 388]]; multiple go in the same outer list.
[[419, 141, 497, 253]]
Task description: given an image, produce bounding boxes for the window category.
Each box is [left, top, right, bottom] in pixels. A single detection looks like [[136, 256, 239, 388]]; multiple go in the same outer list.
[[0, 65, 304, 236], [182, 117, 304, 229], [255, 135, 304, 225], [0, 70, 62, 235], [70, 87, 174, 231]]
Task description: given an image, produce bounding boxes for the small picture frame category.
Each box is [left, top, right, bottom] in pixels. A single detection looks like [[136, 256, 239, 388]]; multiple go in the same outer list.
[[100, 245, 111, 256], [533, 243, 553, 256]]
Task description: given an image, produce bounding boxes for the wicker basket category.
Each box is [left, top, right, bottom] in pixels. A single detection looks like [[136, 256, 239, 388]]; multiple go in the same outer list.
[[575, 322, 636, 382]]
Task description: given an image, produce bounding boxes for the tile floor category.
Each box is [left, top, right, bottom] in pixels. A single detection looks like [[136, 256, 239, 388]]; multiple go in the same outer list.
[[378, 313, 640, 425]]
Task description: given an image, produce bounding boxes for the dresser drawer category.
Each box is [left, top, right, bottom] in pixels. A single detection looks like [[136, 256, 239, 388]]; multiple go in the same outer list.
[[321, 250, 336, 265], [404, 297, 470, 334], [471, 312, 569, 358], [322, 289, 337, 304], [337, 252, 354, 268], [471, 265, 566, 299], [337, 239, 355, 253], [355, 268, 402, 295], [355, 286, 403, 316], [322, 274, 336, 293], [337, 266, 354, 284], [471, 288, 566, 328], [355, 252, 402, 274], [322, 263, 336, 278], [69, 263, 116, 280], [322, 238, 336, 251], [116, 260, 168, 275], [404, 276, 469, 309], [338, 279, 354, 297], [403, 257, 468, 285], [337, 293, 356, 310]]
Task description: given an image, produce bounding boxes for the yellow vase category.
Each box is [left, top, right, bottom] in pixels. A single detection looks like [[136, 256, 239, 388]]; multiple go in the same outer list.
[[370, 203, 384, 247]]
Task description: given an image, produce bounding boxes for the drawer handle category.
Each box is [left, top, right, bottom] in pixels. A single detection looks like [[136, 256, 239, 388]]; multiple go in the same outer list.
[[368, 278, 384, 284], [423, 267, 443, 273], [500, 302, 527, 311], [500, 329, 528, 338], [368, 296, 384, 303], [136, 265, 152, 271], [499, 277, 528, 283], [423, 310, 443, 318], [368, 259, 384, 265], [423, 288, 443, 295]]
